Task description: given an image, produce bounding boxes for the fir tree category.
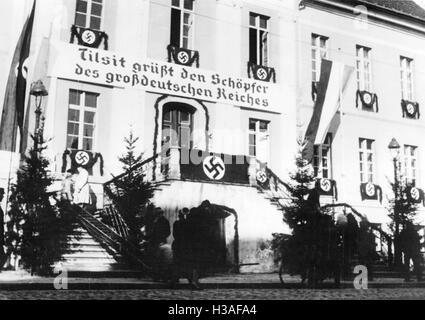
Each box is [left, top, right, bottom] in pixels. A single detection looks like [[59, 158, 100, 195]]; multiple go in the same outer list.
[[119, 131, 142, 172], [109, 131, 154, 245], [387, 167, 419, 266], [5, 137, 79, 276], [273, 139, 339, 288]]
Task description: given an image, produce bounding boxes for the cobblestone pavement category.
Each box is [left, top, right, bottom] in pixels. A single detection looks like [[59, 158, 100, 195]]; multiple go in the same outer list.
[[1, 288, 425, 300]]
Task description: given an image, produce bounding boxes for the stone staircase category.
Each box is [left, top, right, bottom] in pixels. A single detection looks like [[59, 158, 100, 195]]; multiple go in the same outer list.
[[55, 206, 150, 278], [59, 227, 126, 272]]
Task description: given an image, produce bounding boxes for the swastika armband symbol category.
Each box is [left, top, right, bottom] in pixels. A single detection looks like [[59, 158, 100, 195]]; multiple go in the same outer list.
[[365, 183, 376, 197], [81, 30, 97, 45], [203, 156, 226, 180], [75, 151, 90, 166], [320, 179, 332, 192]]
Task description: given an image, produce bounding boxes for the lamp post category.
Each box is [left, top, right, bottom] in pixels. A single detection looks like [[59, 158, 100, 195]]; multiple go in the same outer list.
[[30, 80, 48, 151], [388, 138, 401, 267]]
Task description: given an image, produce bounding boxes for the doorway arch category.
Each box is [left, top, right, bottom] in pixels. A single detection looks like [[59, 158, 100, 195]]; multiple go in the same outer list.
[[152, 95, 210, 158]]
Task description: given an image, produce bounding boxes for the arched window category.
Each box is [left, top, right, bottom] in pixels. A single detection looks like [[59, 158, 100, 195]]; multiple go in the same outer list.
[[162, 103, 195, 149]]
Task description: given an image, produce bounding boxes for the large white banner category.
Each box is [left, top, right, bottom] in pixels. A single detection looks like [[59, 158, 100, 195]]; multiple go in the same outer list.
[[47, 41, 281, 113]]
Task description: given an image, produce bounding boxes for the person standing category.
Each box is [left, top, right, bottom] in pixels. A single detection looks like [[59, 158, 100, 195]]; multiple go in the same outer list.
[[149, 207, 171, 281], [185, 207, 203, 289], [170, 208, 189, 285], [400, 221, 423, 282], [357, 220, 375, 280], [61, 169, 75, 202], [73, 167, 91, 209], [151, 207, 171, 247]]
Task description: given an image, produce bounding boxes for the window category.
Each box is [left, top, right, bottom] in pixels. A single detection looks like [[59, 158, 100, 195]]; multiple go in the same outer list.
[[359, 138, 375, 183], [249, 119, 270, 163], [170, 0, 194, 49], [356, 45, 372, 91], [249, 13, 269, 66], [311, 34, 329, 82], [404, 145, 418, 186], [75, 0, 103, 30], [67, 90, 98, 151], [162, 105, 193, 149], [400, 56, 414, 101], [313, 134, 332, 178]]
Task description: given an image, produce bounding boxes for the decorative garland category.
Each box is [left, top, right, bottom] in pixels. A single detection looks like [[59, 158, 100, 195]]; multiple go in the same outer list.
[[360, 182, 382, 203], [356, 90, 378, 112], [311, 81, 319, 101], [152, 95, 170, 181], [315, 178, 338, 201], [401, 100, 420, 119], [61, 149, 104, 176], [167, 45, 200, 68], [70, 25, 109, 50], [195, 99, 210, 152], [247, 62, 276, 83]]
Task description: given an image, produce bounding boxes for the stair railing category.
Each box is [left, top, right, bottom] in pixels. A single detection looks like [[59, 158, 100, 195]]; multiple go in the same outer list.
[[103, 205, 130, 239], [256, 161, 293, 209], [74, 205, 152, 272]]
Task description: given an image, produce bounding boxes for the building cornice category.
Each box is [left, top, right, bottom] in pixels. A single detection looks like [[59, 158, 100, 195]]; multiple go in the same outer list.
[[302, 0, 425, 35]]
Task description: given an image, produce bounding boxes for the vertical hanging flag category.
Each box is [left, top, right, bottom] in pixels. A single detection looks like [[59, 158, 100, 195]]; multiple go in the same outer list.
[[0, 0, 36, 152], [303, 59, 353, 162]]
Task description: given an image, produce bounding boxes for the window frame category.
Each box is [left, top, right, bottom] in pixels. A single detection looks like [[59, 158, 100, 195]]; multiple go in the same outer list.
[[359, 138, 376, 184], [75, 0, 104, 31], [356, 45, 373, 92], [400, 56, 415, 101], [171, 0, 195, 50], [248, 118, 270, 160], [404, 144, 418, 186], [249, 12, 270, 67], [66, 89, 99, 152], [313, 133, 333, 179], [311, 34, 329, 83], [162, 105, 194, 149]]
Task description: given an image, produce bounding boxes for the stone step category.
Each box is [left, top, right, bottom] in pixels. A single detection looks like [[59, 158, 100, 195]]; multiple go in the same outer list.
[[58, 264, 125, 272], [65, 247, 114, 254], [63, 250, 118, 259], [61, 257, 120, 265], [67, 269, 147, 278]]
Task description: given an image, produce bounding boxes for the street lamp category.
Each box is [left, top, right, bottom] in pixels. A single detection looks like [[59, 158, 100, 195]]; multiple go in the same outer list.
[[30, 80, 48, 150], [388, 138, 401, 267]]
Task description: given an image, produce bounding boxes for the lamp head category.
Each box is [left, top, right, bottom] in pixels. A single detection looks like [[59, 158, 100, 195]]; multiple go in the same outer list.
[[30, 80, 48, 97], [388, 138, 400, 159]]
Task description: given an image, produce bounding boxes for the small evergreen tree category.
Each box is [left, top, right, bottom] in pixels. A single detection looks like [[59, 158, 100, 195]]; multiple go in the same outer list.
[[273, 139, 339, 287], [387, 168, 419, 266], [5, 137, 79, 276], [109, 131, 154, 245]]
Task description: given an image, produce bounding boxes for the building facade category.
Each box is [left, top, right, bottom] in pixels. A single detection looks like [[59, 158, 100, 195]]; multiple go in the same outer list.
[[1, 0, 425, 272], [297, 0, 425, 240]]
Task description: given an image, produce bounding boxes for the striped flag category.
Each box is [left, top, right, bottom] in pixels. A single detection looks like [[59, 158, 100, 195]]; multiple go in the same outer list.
[[0, 1, 36, 152], [303, 59, 354, 162]]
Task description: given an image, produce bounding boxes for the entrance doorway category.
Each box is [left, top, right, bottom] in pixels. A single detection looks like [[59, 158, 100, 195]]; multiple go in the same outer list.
[[162, 103, 194, 149]]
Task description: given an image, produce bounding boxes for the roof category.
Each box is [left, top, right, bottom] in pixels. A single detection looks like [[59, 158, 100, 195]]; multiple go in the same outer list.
[[358, 0, 425, 21]]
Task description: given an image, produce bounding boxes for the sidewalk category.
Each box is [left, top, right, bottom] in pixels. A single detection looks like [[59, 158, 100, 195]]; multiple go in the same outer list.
[[1, 271, 425, 291]]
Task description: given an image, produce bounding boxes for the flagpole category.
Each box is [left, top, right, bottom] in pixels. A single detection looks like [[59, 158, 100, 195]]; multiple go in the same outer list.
[[338, 65, 344, 208]]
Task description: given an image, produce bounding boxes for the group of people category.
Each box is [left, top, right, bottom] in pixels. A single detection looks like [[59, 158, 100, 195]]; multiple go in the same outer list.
[[59, 167, 93, 209], [400, 221, 423, 282], [144, 200, 223, 289], [338, 213, 424, 282]]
